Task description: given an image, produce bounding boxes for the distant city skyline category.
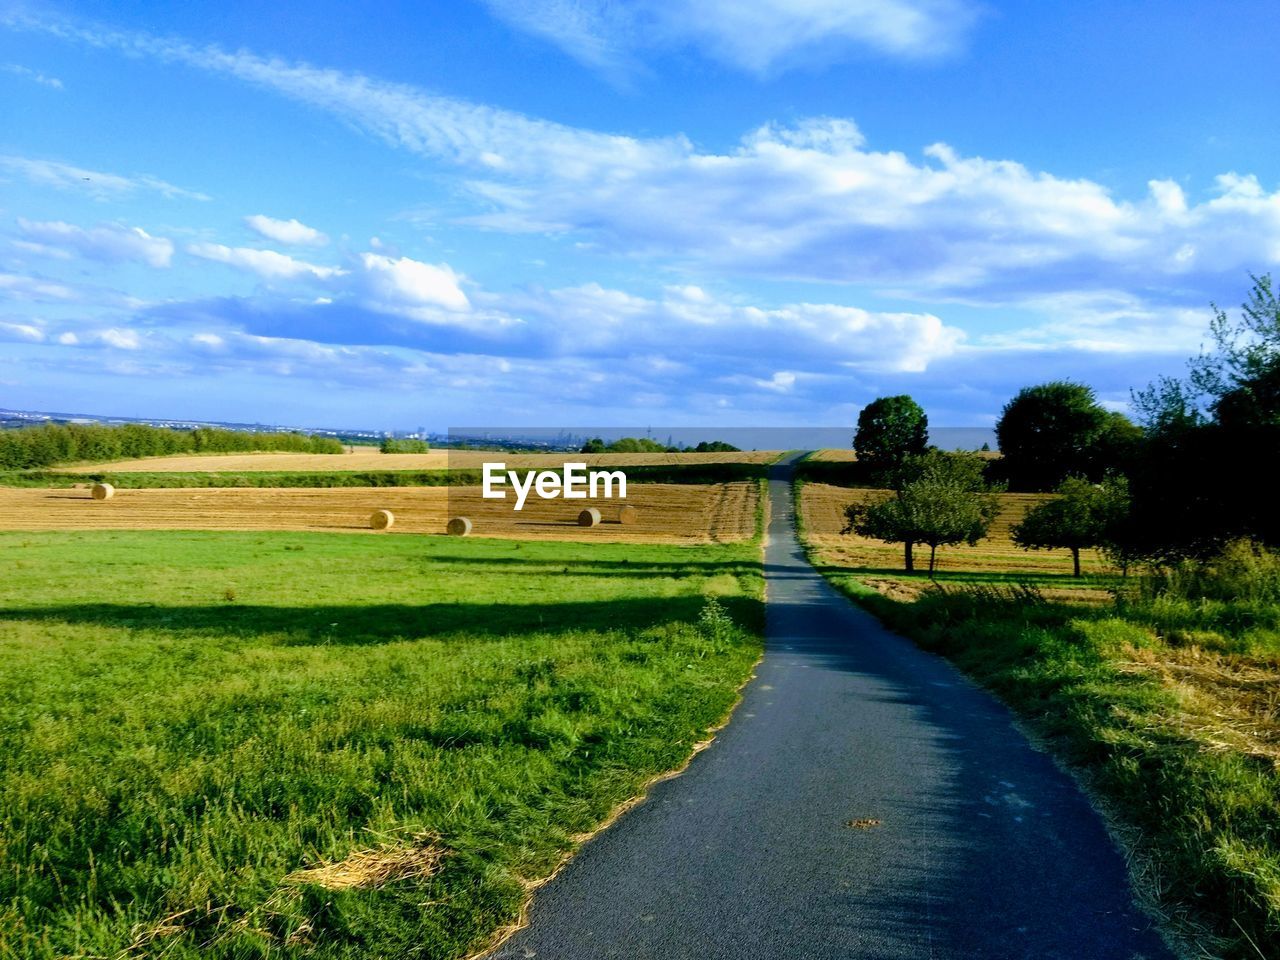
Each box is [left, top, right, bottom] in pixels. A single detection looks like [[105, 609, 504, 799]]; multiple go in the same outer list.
[[2, 1, 1277, 427]]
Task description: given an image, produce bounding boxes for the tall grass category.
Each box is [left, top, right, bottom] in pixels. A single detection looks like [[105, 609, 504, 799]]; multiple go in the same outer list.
[[824, 555, 1280, 958]]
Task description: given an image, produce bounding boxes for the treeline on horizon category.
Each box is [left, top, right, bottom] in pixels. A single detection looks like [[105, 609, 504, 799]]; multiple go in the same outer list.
[[0, 422, 344, 470], [812, 274, 1279, 567], [580, 437, 740, 453]]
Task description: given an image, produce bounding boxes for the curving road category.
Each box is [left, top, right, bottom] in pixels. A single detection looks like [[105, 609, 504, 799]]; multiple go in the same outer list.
[[489, 456, 1171, 959]]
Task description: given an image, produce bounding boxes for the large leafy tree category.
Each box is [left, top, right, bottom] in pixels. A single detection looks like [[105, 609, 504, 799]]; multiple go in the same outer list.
[[1126, 274, 1280, 560], [853, 395, 929, 479], [1012, 475, 1129, 577], [995, 381, 1134, 491], [844, 452, 1001, 574]]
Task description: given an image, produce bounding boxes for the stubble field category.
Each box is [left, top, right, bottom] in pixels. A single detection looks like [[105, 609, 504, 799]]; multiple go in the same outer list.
[[799, 482, 1107, 588], [60, 449, 783, 474], [0, 481, 762, 543]]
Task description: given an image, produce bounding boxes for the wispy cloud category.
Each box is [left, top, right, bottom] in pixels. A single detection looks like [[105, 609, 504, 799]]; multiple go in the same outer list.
[[17, 218, 174, 267], [478, 0, 979, 76], [244, 214, 328, 246], [2, 62, 63, 88], [0, 154, 210, 201], [11, 16, 1274, 306], [186, 242, 343, 280]]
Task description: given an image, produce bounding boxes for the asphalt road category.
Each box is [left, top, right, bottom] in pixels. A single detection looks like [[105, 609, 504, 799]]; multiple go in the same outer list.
[[489, 457, 1172, 959]]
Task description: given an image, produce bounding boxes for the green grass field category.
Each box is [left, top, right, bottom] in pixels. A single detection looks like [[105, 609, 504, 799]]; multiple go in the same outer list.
[[0, 531, 763, 959]]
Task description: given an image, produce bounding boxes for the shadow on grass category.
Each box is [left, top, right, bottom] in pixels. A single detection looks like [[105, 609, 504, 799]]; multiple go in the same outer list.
[[0, 595, 766, 645], [808, 564, 1119, 587], [412, 554, 763, 577]]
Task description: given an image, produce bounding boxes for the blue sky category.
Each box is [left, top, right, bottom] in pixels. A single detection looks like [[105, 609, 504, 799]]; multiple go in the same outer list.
[[1, 0, 1277, 430]]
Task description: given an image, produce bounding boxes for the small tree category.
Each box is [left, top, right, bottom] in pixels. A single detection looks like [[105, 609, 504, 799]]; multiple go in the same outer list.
[[853, 395, 929, 479], [844, 452, 1001, 575], [1012, 475, 1129, 577], [580, 437, 606, 453], [380, 437, 430, 454]]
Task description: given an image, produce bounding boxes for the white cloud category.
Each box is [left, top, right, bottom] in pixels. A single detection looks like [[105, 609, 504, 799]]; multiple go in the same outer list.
[[3, 63, 63, 88], [357, 252, 470, 312], [26, 21, 1274, 301], [186, 242, 343, 280], [0, 272, 81, 302], [0, 320, 45, 342], [494, 281, 962, 372], [0, 154, 209, 201], [97, 328, 141, 350], [479, 0, 978, 74], [17, 218, 174, 267], [244, 214, 328, 246]]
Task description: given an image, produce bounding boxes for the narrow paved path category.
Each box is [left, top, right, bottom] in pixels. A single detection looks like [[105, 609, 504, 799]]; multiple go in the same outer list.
[[491, 458, 1171, 959]]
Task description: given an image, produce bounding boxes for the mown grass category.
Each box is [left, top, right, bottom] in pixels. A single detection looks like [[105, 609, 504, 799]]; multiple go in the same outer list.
[[0, 531, 764, 959], [820, 571, 1280, 958], [0, 462, 771, 489]]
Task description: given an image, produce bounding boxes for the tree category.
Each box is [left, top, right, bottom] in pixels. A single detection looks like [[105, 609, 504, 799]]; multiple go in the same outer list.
[[843, 452, 1001, 574], [853, 395, 929, 479], [605, 437, 667, 453], [1124, 274, 1280, 560], [380, 437, 430, 453], [580, 437, 606, 453], [1012, 475, 1129, 577], [995, 381, 1129, 491], [694, 440, 740, 452]]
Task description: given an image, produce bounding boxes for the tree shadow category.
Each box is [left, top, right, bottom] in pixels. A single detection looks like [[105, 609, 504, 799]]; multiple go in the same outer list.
[[412, 554, 762, 577], [808, 563, 1116, 586], [2, 595, 766, 645]]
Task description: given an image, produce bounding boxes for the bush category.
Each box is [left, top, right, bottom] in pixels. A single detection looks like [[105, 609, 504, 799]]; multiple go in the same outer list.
[[379, 438, 431, 454], [1152, 540, 1280, 605]]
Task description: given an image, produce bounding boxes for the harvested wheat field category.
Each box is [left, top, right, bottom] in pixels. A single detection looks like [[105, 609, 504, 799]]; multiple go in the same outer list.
[[805, 449, 860, 462], [800, 483, 1105, 578], [0, 482, 761, 543], [62, 449, 782, 474], [805, 449, 1001, 463]]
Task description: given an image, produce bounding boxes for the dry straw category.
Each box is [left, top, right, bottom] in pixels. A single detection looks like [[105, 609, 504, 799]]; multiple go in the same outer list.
[[617, 504, 638, 524], [286, 837, 446, 891], [577, 507, 602, 527], [91, 483, 114, 501], [447, 516, 473, 536], [370, 509, 395, 530]]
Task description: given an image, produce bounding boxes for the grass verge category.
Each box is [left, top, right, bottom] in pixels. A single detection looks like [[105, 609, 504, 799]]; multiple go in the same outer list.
[[0, 531, 763, 959], [818, 568, 1279, 959]]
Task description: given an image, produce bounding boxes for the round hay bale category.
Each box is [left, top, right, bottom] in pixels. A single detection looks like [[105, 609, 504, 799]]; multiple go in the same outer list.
[[370, 509, 395, 530], [617, 504, 638, 524], [577, 507, 602, 527], [90, 483, 115, 501], [447, 516, 473, 536]]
